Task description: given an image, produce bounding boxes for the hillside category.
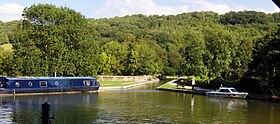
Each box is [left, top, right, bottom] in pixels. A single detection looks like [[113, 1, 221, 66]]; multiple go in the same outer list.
[[0, 4, 280, 87]]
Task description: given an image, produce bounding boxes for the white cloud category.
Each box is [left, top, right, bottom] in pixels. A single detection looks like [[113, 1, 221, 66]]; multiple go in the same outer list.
[[93, 0, 188, 18], [0, 3, 24, 22], [182, 0, 246, 14], [273, 4, 280, 13], [92, 0, 248, 18]]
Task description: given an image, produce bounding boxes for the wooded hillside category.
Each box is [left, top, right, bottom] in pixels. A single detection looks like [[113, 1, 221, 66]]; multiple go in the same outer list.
[[0, 4, 280, 87]]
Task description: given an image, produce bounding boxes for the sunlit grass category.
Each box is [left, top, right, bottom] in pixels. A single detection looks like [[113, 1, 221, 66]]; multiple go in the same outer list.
[[157, 83, 177, 89], [0, 43, 13, 51], [100, 81, 138, 87]]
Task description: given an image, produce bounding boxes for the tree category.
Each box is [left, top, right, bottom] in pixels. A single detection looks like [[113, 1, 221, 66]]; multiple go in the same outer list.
[[12, 4, 100, 77], [252, 28, 280, 88], [184, 28, 206, 76], [220, 11, 269, 25], [202, 24, 239, 82], [100, 41, 129, 75], [1, 9, 278, 82]]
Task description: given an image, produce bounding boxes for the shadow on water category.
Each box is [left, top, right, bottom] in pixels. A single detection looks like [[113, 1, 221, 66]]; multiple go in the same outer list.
[[1, 80, 280, 123], [0, 93, 99, 124]]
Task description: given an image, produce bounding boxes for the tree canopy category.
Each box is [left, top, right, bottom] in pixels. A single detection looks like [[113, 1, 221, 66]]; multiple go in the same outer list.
[[0, 4, 280, 87], [10, 4, 100, 77]]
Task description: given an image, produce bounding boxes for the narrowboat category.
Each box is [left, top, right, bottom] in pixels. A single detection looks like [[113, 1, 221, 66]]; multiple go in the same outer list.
[[206, 87, 248, 99], [0, 76, 100, 95]]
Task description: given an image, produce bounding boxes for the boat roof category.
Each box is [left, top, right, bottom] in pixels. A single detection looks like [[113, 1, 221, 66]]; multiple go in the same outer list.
[[219, 87, 236, 89], [6, 77, 95, 80]]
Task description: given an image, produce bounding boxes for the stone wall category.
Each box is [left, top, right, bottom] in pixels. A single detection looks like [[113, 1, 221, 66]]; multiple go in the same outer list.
[[97, 75, 154, 82]]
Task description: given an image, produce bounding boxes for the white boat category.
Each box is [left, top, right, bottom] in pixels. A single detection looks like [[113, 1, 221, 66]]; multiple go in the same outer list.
[[206, 87, 248, 99]]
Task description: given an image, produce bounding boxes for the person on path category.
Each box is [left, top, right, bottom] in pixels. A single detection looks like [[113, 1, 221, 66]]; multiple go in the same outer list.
[[192, 77, 195, 90]]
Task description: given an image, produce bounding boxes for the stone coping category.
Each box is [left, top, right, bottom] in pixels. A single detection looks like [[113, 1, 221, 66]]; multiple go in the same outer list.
[[99, 79, 159, 91]]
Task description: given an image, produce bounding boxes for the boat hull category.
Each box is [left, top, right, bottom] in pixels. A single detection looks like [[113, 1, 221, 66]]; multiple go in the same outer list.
[[0, 76, 100, 95], [271, 96, 280, 101], [0, 87, 99, 94]]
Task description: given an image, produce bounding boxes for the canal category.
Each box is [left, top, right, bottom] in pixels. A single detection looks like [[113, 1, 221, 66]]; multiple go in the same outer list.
[[1, 81, 280, 124]]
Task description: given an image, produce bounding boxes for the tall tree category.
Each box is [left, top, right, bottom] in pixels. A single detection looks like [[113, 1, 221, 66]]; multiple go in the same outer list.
[[202, 24, 238, 82], [252, 28, 280, 87], [12, 4, 100, 77]]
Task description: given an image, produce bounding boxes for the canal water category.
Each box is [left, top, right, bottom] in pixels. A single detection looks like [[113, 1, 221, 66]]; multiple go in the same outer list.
[[1, 82, 280, 124]]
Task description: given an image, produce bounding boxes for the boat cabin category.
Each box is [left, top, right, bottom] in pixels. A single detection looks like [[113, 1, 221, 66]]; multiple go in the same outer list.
[[218, 87, 238, 93], [206, 87, 248, 99], [0, 76, 100, 94]]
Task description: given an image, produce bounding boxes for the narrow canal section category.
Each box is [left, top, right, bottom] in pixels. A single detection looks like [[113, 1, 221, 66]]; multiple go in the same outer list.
[[0, 81, 280, 123]]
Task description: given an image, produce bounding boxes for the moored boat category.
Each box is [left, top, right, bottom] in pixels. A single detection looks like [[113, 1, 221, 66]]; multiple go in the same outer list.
[[271, 96, 280, 101], [270, 89, 280, 101], [206, 87, 248, 99], [0, 76, 100, 95]]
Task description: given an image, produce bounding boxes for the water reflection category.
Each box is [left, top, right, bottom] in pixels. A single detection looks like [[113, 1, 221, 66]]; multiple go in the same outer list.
[[207, 97, 248, 111], [0, 100, 13, 124], [0, 83, 280, 123], [191, 95, 194, 113], [0, 93, 99, 124]]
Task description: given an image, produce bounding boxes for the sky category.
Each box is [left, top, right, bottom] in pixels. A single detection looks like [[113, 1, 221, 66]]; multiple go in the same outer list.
[[0, 0, 279, 22]]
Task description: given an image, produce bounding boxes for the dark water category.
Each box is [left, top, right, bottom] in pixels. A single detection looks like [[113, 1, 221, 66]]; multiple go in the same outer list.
[[1, 82, 280, 124]]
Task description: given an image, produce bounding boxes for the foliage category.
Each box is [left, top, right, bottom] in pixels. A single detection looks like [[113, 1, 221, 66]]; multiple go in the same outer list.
[[220, 11, 269, 25], [251, 28, 280, 88], [0, 21, 19, 45], [11, 4, 100, 77], [0, 4, 279, 88]]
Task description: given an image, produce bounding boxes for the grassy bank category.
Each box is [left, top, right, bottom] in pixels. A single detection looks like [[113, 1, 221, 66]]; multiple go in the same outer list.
[[100, 81, 139, 87], [157, 82, 177, 89]]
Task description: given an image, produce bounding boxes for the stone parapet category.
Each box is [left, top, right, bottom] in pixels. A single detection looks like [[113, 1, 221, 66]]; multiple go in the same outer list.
[[97, 75, 154, 82]]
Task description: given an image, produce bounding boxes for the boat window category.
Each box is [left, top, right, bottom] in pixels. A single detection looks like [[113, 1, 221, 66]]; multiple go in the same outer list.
[[83, 80, 91, 86], [230, 89, 237, 92], [40, 81, 47, 87], [28, 82, 33, 87], [15, 82, 20, 87], [0, 82, 6, 88], [220, 89, 230, 92]]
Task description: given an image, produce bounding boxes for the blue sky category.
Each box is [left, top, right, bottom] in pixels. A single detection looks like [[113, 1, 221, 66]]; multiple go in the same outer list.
[[0, 0, 279, 22]]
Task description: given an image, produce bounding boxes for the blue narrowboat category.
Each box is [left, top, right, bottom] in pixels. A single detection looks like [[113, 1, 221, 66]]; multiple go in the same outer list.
[[0, 76, 100, 95]]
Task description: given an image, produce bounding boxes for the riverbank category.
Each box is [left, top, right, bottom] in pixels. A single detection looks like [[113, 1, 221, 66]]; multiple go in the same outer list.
[[157, 80, 273, 101], [99, 79, 159, 91], [156, 80, 210, 95]]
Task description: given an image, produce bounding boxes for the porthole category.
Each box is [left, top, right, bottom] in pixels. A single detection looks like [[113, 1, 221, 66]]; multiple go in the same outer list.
[[15, 82, 20, 87], [28, 82, 33, 87], [55, 81, 59, 86]]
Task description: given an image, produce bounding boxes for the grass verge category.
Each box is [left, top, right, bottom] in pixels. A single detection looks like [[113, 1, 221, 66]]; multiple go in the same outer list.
[[100, 81, 139, 87], [157, 82, 177, 89]]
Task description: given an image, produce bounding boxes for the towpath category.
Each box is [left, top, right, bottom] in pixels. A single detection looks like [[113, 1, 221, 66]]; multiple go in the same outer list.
[[99, 79, 159, 91]]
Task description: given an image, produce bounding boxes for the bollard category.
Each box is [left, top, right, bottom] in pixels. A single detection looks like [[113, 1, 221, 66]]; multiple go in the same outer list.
[[13, 89, 16, 95], [53, 72, 56, 77], [41, 101, 51, 124]]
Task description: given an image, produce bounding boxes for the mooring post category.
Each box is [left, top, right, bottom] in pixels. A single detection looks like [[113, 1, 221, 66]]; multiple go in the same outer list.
[[13, 89, 16, 95], [53, 72, 56, 77], [41, 101, 51, 124]]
